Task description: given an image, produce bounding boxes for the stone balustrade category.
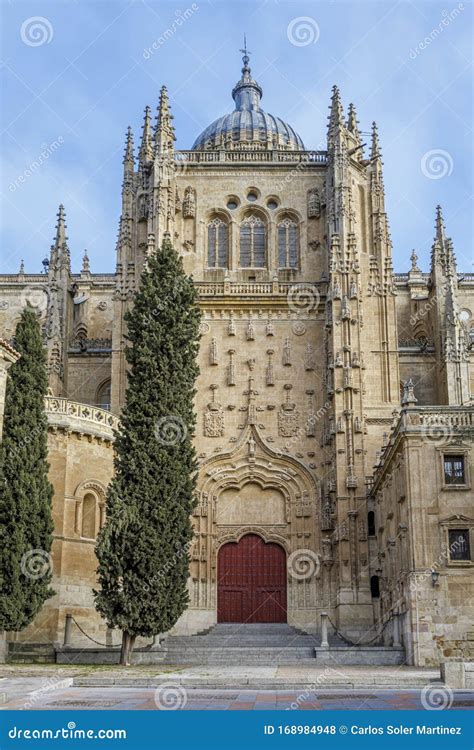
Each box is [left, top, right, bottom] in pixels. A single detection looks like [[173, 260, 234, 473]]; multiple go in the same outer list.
[[45, 397, 119, 441], [176, 149, 327, 165], [196, 281, 321, 297]]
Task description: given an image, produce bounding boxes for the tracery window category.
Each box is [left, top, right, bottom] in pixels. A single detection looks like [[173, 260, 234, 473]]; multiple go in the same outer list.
[[240, 215, 266, 267], [278, 219, 298, 268], [207, 218, 228, 268]]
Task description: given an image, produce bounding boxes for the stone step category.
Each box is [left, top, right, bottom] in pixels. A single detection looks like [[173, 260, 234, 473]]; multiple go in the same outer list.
[[9, 642, 55, 653], [165, 637, 331, 646], [7, 642, 56, 664]]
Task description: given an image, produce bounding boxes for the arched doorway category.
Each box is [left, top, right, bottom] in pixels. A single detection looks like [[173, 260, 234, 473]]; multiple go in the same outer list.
[[217, 534, 287, 623]]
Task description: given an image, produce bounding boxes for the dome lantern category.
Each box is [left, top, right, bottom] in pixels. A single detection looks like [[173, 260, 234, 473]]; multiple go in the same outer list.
[[192, 42, 305, 152]]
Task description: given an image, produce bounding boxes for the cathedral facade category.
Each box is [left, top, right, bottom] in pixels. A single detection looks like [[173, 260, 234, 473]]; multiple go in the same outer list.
[[1, 52, 473, 666]]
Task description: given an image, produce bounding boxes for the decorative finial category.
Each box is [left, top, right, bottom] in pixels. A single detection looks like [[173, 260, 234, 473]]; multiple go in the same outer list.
[[19, 259, 25, 274], [240, 34, 251, 70], [370, 121, 381, 159], [410, 249, 420, 273], [82, 249, 90, 273], [401, 378, 417, 407]]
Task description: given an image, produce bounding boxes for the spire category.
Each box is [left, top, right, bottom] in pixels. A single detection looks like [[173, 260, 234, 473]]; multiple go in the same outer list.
[[347, 103, 360, 139], [123, 126, 134, 173], [155, 86, 175, 156], [232, 39, 263, 112], [50, 204, 70, 272], [327, 85, 345, 137], [139, 105, 154, 167], [435, 204, 446, 246], [370, 121, 381, 160]]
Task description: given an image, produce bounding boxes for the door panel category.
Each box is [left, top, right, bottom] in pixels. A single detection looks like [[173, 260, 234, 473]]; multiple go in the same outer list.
[[217, 534, 287, 622]]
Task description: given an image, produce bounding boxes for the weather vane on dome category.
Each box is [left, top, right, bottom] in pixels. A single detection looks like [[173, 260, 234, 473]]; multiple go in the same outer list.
[[240, 34, 251, 68]]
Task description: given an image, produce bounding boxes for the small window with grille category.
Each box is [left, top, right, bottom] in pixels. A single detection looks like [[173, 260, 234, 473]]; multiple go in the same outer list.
[[278, 219, 298, 269], [448, 529, 471, 561], [207, 218, 228, 268], [443, 455, 466, 485]]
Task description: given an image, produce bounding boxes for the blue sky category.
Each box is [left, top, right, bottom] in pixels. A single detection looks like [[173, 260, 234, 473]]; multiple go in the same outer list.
[[1, 0, 472, 273]]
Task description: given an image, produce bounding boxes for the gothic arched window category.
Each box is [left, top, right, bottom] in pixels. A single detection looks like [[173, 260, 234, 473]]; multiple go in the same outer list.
[[368, 511, 376, 537], [81, 493, 97, 539], [207, 218, 228, 268], [96, 380, 111, 411], [278, 219, 299, 268], [240, 215, 266, 267]]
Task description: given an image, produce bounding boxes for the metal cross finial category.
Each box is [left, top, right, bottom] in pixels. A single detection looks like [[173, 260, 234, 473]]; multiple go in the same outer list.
[[240, 34, 251, 68], [240, 34, 250, 57]]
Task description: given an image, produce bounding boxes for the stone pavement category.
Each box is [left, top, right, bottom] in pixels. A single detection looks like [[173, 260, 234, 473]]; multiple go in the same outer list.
[[1, 663, 473, 711], [2, 684, 474, 711]]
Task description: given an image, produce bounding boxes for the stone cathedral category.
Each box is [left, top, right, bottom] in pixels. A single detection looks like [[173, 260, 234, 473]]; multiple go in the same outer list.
[[1, 51, 473, 667]]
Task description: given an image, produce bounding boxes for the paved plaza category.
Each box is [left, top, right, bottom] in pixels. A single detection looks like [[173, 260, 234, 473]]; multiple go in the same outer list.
[[1, 665, 473, 711]]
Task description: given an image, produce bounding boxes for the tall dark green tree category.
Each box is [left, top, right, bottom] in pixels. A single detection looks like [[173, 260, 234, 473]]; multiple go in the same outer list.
[[94, 236, 201, 665], [0, 305, 54, 632]]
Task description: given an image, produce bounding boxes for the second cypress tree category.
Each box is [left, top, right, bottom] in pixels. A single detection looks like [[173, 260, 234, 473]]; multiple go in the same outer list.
[[94, 237, 201, 665]]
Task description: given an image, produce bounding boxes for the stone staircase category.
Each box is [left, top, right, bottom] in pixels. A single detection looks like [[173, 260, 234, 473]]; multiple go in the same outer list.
[[158, 623, 346, 665]]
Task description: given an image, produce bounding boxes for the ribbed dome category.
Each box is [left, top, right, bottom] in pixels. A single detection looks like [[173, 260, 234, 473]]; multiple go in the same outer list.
[[192, 47, 305, 151]]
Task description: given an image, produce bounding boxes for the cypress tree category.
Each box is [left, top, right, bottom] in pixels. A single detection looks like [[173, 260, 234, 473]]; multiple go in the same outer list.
[[0, 305, 54, 632], [94, 237, 201, 665]]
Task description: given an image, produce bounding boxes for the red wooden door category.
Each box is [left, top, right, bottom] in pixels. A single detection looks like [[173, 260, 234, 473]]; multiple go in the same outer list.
[[217, 534, 287, 623]]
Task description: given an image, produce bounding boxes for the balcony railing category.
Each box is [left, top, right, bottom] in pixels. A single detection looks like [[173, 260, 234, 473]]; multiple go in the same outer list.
[[45, 397, 119, 439], [176, 149, 327, 165], [195, 281, 321, 297]]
